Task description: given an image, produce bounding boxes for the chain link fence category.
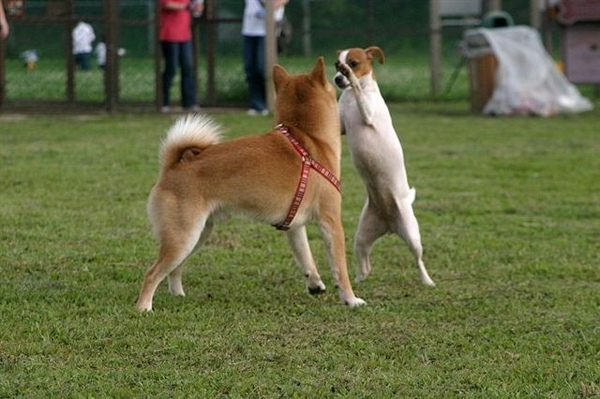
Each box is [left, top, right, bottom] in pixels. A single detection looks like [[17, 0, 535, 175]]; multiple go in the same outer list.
[[0, 0, 552, 113]]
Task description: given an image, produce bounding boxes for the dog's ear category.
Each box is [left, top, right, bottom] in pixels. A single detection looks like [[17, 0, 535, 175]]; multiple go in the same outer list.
[[310, 56, 328, 87], [366, 46, 385, 65], [273, 64, 290, 92]]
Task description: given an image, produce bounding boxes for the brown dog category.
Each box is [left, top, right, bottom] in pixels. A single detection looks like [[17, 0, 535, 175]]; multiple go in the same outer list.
[[136, 57, 366, 311]]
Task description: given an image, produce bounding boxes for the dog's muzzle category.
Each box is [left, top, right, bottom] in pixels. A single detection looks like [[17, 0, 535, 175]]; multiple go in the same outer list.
[[334, 60, 351, 89], [334, 72, 350, 89]]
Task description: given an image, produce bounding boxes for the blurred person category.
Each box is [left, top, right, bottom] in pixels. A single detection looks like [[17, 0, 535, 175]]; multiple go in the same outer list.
[[1, 0, 9, 40], [96, 35, 106, 70], [159, 0, 204, 112], [72, 17, 96, 71], [242, 0, 288, 116]]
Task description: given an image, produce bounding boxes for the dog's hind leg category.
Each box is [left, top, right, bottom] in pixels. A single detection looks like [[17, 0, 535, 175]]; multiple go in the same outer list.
[[136, 202, 210, 311], [394, 191, 435, 287], [354, 199, 387, 282], [286, 226, 326, 294], [168, 217, 214, 297]]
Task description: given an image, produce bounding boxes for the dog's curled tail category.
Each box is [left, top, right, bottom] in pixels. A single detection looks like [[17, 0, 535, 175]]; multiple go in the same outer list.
[[158, 114, 223, 170]]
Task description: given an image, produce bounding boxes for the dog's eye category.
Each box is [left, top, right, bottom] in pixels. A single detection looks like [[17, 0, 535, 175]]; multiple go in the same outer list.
[[348, 60, 359, 68]]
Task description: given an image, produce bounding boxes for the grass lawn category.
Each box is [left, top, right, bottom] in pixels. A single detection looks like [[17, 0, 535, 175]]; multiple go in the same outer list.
[[3, 53, 472, 106], [0, 102, 599, 397]]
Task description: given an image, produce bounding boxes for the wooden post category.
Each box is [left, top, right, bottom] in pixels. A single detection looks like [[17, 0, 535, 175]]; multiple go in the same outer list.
[[154, 0, 162, 111], [191, 7, 199, 106], [484, 0, 502, 13], [104, 0, 118, 112], [429, 0, 441, 95], [265, 0, 277, 113], [302, 0, 311, 57], [0, 18, 4, 109], [205, 0, 216, 105], [530, 0, 541, 30], [366, 0, 375, 45]]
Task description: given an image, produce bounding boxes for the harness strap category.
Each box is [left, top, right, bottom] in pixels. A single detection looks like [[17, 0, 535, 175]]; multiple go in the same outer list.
[[274, 124, 341, 231]]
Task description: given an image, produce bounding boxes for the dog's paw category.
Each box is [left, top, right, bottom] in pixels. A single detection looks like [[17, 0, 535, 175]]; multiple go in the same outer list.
[[355, 259, 371, 283], [356, 263, 372, 282], [344, 296, 367, 307], [308, 286, 326, 295], [417, 262, 436, 287], [339, 291, 366, 307], [136, 302, 153, 312], [307, 280, 326, 295], [338, 62, 352, 78], [168, 283, 186, 297], [422, 276, 436, 287]]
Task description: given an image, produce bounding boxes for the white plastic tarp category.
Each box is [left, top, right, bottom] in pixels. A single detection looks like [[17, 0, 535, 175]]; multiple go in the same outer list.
[[465, 26, 593, 116]]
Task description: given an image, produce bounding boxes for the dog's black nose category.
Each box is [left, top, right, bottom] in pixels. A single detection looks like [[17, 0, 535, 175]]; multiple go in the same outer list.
[[334, 75, 345, 86]]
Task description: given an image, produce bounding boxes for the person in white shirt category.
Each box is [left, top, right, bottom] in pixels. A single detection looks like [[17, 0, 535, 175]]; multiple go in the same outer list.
[[72, 18, 96, 71], [241, 0, 288, 115]]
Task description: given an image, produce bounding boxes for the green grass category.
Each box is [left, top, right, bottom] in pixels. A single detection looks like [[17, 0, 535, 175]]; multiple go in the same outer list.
[[6, 53, 597, 107], [1, 103, 599, 397], [5, 52, 475, 105]]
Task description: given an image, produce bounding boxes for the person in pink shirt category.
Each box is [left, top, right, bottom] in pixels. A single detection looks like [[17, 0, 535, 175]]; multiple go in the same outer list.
[[1, 0, 10, 40], [160, 0, 203, 112]]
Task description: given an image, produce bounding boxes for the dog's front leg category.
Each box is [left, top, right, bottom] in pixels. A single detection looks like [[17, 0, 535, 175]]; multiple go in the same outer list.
[[286, 226, 326, 294], [349, 83, 375, 127], [340, 64, 375, 126], [318, 217, 366, 307]]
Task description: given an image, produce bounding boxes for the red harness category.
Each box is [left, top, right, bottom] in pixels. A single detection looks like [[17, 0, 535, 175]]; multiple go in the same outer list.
[[274, 124, 341, 231]]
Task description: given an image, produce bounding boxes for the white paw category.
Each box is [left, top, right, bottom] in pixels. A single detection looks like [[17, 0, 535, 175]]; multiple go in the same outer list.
[[356, 263, 371, 282], [136, 302, 153, 312], [168, 279, 186, 296], [418, 262, 435, 287], [343, 296, 367, 307], [169, 287, 186, 297], [420, 271, 436, 287], [423, 278, 436, 287], [356, 268, 371, 283]]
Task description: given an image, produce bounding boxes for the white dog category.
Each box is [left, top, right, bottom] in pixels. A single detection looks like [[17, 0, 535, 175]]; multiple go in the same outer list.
[[334, 46, 435, 287]]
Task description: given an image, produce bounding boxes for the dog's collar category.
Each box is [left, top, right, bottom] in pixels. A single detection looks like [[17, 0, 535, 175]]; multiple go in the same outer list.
[[273, 124, 341, 231]]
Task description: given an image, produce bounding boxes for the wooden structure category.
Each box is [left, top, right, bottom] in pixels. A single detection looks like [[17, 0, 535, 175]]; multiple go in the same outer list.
[[558, 0, 600, 84], [429, 0, 550, 95]]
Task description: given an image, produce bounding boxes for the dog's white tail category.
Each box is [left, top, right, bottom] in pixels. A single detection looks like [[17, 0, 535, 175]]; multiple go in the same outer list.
[[158, 114, 223, 171]]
